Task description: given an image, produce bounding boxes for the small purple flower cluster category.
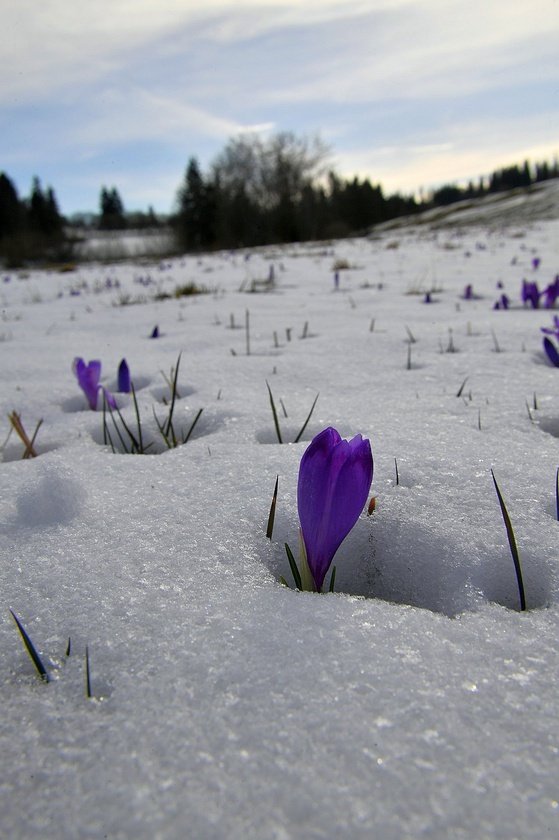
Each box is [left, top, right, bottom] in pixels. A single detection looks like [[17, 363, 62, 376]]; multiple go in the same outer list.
[[521, 275, 559, 309], [493, 293, 510, 310], [494, 272, 559, 311], [73, 358, 130, 410]]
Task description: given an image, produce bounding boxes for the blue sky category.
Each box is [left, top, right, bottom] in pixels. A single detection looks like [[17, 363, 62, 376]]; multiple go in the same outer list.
[[1, 0, 558, 216]]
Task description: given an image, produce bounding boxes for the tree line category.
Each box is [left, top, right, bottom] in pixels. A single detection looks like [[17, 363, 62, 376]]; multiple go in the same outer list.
[[1, 132, 558, 265], [0, 174, 66, 266], [431, 159, 559, 206], [173, 133, 418, 251], [173, 135, 559, 250]]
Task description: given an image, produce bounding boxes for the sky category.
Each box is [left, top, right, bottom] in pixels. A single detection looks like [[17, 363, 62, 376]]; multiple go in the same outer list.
[[1, 0, 558, 216]]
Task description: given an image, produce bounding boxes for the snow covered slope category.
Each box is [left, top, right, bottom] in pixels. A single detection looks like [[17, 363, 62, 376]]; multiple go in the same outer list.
[[1, 192, 559, 837]]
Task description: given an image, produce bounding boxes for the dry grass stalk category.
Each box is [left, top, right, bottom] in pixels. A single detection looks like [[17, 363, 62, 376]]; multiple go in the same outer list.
[[8, 411, 43, 458]]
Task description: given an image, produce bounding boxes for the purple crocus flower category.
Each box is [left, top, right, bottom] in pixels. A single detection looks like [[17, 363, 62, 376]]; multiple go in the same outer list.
[[118, 358, 131, 393], [543, 275, 559, 309], [521, 280, 540, 308], [543, 337, 559, 368], [297, 427, 373, 592], [150, 325, 159, 339], [73, 357, 115, 410], [493, 293, 510, 310], [532, 257, 541, 270]]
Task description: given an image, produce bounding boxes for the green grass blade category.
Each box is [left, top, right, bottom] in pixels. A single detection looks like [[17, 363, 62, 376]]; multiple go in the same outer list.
[[102, 393, 114, 450], [266, 476, 279, 539], [491, 470, 526, 611], [293, 392, 319, 443], [456, 376, 469, 398], [153, 406, 172, 449], [130, 382, 144, 454], [112, 406, 137, 453], [182, 408, 203, 444], [266, 381, 283, 443], [285, 542, 302, 590], [106, 395, 140, 453], [85, 645, 92, 698], [168, 418, 178, 448], [164, 353, 182, 437], [10, 610, 50, 682], [104, 420, 116, 454], [298, 531, 315, 591]]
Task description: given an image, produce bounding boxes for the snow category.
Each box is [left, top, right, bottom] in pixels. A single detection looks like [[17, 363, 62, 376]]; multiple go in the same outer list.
[[2, 189, 559, 838]]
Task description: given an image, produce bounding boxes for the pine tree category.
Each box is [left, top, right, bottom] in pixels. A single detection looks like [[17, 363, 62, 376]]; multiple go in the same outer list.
[[0, 172, 23, 239], [99, 186, 126, 229], [176, 158, 216, 250]]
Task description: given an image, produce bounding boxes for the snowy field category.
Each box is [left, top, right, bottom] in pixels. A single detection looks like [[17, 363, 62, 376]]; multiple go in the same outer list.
[[2, 185, 559, 838]]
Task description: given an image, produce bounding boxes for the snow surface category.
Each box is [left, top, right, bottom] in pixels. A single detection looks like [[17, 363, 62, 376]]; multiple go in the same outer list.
[[2, 194, 559, 838]]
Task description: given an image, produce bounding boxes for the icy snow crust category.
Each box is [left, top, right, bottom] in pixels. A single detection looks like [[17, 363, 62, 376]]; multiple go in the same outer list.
[[1, 209, 559, 837]]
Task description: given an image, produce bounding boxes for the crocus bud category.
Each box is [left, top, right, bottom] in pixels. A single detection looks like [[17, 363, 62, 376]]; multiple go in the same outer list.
[[118, 358, 131, 393], [297, 427, 373, 591], [543, 337, 559, 368]]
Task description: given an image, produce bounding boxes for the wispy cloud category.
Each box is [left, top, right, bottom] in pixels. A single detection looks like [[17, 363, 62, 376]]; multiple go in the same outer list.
[[1, 0, 557, 213], [72, 88, 244, 147]]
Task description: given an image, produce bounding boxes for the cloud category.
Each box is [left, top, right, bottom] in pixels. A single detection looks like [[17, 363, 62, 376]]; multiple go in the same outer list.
[[260, 1, 559, 107], [6, 0, 555, 108], [0, 0, 396, 103], [3, 1, 558, 122], [337, 110, 559, 195], [71, 88, 244, 147]]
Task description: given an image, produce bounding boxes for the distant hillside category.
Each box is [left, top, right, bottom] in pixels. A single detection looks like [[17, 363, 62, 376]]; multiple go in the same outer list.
[[374, 179, 559, 232]]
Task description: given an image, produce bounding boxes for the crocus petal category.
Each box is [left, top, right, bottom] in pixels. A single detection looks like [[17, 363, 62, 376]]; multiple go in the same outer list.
[[543, 277, 559, 309], [118, 358, 131, 393], [102, 387, 117, 409], [521, 280, 540, 308], [541, 315, 559, 338], [72, 357, 85, 379], [298, 427, 373, 591], [543, 337, 559, 368]]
